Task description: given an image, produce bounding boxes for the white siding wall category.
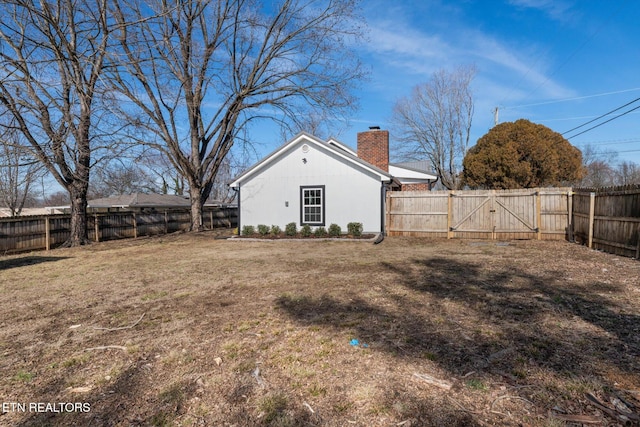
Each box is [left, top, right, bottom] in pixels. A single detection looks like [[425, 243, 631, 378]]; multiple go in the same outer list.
[[239, 141, 384, 232]]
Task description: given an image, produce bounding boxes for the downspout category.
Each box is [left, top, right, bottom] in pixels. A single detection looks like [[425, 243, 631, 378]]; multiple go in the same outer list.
[[231, 184, 240, 232], [376, 181, 388, 244], [429, 175, 439, 191], [380, 182, 387, 236]]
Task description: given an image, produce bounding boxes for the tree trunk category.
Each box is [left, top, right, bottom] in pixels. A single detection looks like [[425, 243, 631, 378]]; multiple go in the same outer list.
[[189, 187, 204, 232], [67, 185, 89, 246]]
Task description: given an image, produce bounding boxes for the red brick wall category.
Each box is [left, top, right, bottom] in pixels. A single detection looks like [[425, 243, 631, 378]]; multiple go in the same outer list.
[[400, 183, 431, 191], [357, 129, 389, 172]]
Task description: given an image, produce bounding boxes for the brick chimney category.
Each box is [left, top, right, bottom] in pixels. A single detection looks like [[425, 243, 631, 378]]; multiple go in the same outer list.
[[357, 126, 389, 172]]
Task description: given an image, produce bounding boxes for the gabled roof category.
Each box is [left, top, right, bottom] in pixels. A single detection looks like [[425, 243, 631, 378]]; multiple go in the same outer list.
[[389, 162, 438, 181], [229, 132, 394, 188]]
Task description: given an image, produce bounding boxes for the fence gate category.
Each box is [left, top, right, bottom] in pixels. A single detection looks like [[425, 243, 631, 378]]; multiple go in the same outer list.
[[449, 190, 539, 239], [386, 188, 571, 240]]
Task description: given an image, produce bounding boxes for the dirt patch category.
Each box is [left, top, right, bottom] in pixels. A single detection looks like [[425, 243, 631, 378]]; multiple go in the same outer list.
[[1, 233, 639, 426]]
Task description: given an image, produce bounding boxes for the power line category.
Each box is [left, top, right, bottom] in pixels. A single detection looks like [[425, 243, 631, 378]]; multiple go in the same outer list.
[[564, 102, 640, 139], [586, 149, 640, 158], [495, 89, 640, 128], [505, 87, 640, 109], [537, 110, 640, 123], [575, 138, 640, 146], [561, 97, 640, 136], [497, 28, 568, 107], [504, 1, 630, 107]]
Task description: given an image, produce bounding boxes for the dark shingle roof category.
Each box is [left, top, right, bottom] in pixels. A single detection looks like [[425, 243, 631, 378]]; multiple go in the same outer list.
[[390, 160, 434, 174]]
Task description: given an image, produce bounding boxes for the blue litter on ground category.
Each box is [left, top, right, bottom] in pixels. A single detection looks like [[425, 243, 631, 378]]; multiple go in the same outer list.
[[350, 339, 359, 346]]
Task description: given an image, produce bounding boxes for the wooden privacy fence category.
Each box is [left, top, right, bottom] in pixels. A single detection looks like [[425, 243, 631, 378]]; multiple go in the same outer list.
[[386, 188, 573, 241], [572, 186, 640, 259], [0, 206, 237, 254]]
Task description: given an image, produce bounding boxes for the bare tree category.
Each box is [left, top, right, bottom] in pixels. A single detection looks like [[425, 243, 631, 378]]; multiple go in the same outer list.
[[89, 160, 160, 198], [207, 151, 250, 203], [392, 65, 476, 190], [615, 161, 640, 186], [578, 144, 617, 188], [0, 122, 45, 215], [140, 151, 186, 196], [581, 160, 616, 187], [108, 0, 364, 230], [44, 190, 71, 207], [0, 0, 112, 245]]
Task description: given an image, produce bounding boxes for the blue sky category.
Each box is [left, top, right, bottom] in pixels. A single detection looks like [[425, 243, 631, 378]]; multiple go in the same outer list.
[[301, 0, 640, 165], [38, 0, 639, 198]]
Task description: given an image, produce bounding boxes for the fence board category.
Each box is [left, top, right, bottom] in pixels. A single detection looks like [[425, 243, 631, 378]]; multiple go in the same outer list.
[[573, 185, 640, 258], [387, 188, 572, 241], [4, 186, 638, 259], [0, 207, 237, 254], [387, 191, 449, 237]]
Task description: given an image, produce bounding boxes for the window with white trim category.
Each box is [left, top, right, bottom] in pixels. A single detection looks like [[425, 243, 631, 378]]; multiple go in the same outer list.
[[300, 186, 325, 225]]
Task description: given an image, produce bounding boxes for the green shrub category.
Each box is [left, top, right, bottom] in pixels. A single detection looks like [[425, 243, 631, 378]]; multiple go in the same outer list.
[[300, 224, 312, 237], [347, 222, 363, 237], [270, 225, 282, 235], [257, 224, 270, 236], [241, 225, 255, 236], [314, 226, 327, 237], [328, 223, 341, 237], [285, 222, 297, 236]]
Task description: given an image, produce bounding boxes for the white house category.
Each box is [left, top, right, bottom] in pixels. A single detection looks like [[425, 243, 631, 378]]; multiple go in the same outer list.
[[229, 127, 437, 234]]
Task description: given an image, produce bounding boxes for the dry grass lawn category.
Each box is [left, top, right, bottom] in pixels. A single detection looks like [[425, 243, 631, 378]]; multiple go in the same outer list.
[[1, 231, 639, 426]]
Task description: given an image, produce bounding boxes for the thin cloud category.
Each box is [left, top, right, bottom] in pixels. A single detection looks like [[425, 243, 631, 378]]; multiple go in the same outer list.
[[507, 0, 575, 21], [365, 22, 449, 73], [466, 32, 575, 100], [367, 25, 443, 58], [362, 15, 574, 101]]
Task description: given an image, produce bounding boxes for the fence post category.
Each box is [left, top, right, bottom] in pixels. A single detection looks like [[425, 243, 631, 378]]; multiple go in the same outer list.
[[45, 216, 51, 251], [385, 192, 391, 236], [447, 191, 454, 239], [491, 190, 496, 241], [164, 211, 168, 234], [536, 190, 542, 240], [94, 213, 100, 242], [567, 191, 574, 242], [133, 212, 137, 239], [210, 210, 214, 230], [588, 192, 595, 248], [636, 229, 640, 260]]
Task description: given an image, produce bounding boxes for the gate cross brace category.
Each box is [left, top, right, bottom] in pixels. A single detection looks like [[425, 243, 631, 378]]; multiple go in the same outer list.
[[450, 197, 490, 231], [494, 199, 537, 231]]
